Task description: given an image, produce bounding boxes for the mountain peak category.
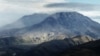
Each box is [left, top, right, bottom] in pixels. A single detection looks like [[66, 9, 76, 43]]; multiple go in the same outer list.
[[43, 12, 91, 25], [45, 12, 88, 21]]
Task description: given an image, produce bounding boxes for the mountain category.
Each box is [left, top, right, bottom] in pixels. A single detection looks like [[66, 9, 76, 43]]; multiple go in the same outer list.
[[0, 12, 100, 44], [1, 12, 100, 56], [16, 12, 100, 42], [0, 13, 49, 30]]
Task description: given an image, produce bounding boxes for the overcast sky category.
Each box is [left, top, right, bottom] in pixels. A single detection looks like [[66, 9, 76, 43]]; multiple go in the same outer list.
[[0, 0, 100, 27]]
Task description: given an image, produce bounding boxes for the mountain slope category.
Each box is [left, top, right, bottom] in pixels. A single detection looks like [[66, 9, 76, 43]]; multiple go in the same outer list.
[[18, 12, 100, 40]]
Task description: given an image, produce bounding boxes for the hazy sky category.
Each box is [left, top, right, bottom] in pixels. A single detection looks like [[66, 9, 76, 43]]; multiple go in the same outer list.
[[70, 0, 100, 4], [0, 0, 100, 27]]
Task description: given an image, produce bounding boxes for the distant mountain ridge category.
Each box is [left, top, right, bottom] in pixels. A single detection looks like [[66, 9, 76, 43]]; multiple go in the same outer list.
[[0, 13, 49, 30]]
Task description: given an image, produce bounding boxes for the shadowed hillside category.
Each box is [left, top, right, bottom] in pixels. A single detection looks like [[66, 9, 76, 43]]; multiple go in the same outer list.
[[0, 35, 100, 56], [20, 39, 100, 56]]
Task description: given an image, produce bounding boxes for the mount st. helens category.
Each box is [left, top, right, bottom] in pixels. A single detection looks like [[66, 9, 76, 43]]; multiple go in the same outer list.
[[0, 12, 100, 44]]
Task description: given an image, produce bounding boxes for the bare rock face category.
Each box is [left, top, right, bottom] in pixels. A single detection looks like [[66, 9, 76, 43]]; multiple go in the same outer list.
[[72, 35, 95, 45]]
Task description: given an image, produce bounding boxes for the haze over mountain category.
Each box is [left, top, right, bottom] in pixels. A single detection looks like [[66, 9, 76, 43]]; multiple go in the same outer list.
[[0, 12, 100, 44], [0, 13, 49, 30]]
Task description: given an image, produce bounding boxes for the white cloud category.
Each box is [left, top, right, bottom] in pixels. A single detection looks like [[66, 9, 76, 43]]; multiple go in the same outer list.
[[0, 0, 100, 27], [42, 0, 66, 3], [0, 0, 68, 27], [78, 11, 100, 17], [4, 0, 67, 3]]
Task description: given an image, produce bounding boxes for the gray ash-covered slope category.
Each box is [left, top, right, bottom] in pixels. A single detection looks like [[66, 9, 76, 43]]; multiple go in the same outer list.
[[20, 12, 100, 38]]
